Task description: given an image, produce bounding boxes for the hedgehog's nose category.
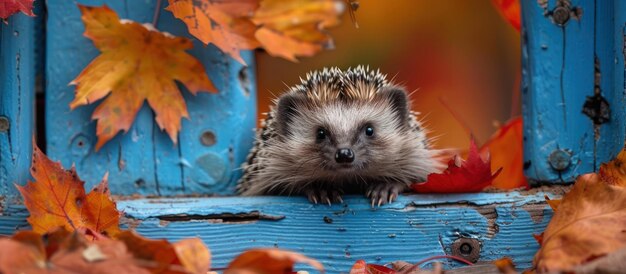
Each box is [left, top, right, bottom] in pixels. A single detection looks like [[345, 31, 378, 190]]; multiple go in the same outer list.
[[335, 148, 355, 163]]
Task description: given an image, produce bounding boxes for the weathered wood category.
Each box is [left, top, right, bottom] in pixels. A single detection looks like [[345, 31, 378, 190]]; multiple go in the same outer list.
[[0, 12, 36, 198], [44, 0, 257, 196], [122, 191, 556, 273], [521, 0, 626, 183], [0, 191, 557, 273]]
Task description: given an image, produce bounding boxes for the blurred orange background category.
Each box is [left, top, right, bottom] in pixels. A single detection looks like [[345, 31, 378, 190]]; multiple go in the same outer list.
[[254, 0, 520, 150]]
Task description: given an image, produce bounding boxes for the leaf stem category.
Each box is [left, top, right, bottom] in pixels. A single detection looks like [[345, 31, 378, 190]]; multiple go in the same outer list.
[[152, 0, 163, 26]]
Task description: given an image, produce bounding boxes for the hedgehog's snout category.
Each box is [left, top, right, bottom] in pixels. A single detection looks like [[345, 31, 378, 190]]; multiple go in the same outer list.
[[335, 148, 355, 163]]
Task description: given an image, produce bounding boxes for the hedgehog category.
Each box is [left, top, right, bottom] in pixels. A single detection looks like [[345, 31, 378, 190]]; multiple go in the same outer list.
[[237, 66, 443, 206]]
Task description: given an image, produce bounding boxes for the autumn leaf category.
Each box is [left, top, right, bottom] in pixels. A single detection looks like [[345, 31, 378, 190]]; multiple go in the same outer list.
[[0, 0, 34, 20], [0, 229, 150, 274], [599, 148, 626, 187], [411, 138, 502, 193], [224, 248, 324, 274], [70, 5, 216, 151], [16, 141, 121, 236], [167, 0, 345, 63], [533, 173, 626, 272], [252, 0, 343, 62], [116, 230, 210, 274], [349, 260, 395, 274], [491, 0, 520, 31], [165, 0, 260, 65], [480, 117, 528, 190]]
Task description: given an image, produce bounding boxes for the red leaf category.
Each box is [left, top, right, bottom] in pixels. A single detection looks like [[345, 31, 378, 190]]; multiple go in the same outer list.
[[492, 0, 520, 31], [411, 138, 502, 193], [0, 0, 34, 19]]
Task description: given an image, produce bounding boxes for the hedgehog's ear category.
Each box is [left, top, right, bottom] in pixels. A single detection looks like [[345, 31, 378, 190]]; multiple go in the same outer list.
[[378, 86, 410, 126], [275, 92, 307, 136]]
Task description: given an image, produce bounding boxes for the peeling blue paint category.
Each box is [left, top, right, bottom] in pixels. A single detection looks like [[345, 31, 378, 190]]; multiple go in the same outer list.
[[522, 0, 626, 183]]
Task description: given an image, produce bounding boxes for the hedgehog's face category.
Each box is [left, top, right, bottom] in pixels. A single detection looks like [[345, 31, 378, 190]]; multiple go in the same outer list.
[[274, 87, 412, 180]]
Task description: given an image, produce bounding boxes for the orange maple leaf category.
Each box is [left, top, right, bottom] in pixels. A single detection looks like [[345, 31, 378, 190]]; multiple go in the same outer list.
[[167, 0, 345, 63], [70, 5, 216, 151], [166, 0, 260, 65], [116, 230, 211, 274], [16, 142, 121, 236], [480, 117, 529, 190], [251, 0, 343, 62], [224, 248, 324, 274]]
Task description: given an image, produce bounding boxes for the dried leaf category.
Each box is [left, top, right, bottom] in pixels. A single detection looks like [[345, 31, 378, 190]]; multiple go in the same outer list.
[[533, 173, 626, 272], [493, 257, 516, 274], [544, 195, 560, 211], [0, 229, 150, 274], [349, 260, 395, 274], [491, 0, 520, 31], [167, 0, 345, 63], [70, 5, 216, 150], [480, 117, 528, 190], [0, 0, 34, 19], [412, 138, 502, 193], [16, 142, 121, 236], [165, 0, 260, 65], [599, 148, 626, 187], [252, 0, 343, 61], [116, 230, 210, 274], [224, 248, 324, 274], [173, 239, 211, 274]]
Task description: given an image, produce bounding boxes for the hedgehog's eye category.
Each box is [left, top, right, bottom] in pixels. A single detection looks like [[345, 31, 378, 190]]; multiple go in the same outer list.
[[365, 125, 374, 137], [316, 128, 327, 140]]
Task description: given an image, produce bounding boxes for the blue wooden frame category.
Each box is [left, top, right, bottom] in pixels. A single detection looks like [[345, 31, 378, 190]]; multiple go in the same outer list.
[[0, 11, 35, 198], [522, 0, 626, 183], [44, 0, 257, 196]]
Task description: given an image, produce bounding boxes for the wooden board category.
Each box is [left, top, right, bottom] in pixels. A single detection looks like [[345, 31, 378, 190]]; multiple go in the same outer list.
[[44, 0, 257, 196], [521, 0, 626, 183], [0, 12, 36, 198], [0, 190, 563, 273]]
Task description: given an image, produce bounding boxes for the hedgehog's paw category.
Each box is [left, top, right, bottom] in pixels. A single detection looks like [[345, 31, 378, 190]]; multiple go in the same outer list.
[[366, 182, 407, 207], [304, 187, 344, 205]]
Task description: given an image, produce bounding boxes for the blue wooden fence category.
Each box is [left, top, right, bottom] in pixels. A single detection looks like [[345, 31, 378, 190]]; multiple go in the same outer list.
[[521, 0, 626, 183], [1, 0, 625, 273]]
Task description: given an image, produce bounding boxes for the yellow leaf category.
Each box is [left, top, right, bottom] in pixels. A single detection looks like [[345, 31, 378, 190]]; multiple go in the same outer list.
[[70, 5, 216, 150]]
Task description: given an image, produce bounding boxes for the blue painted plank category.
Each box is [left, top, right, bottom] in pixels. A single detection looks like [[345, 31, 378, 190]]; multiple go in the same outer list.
[[44, 0, 256, 196], [0, 12, 36, 198], [0, 192, 557, 273], [522, 0, 626, 183]]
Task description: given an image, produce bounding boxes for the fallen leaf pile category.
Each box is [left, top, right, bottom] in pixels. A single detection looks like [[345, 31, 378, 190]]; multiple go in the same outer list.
[[0, 0, 34, 20], [166, 0, 345, 63], [1, 142, 322, 274], [411, 138, 503, 193], [532, 148, 626, 273], [70, 5, 215, 151]]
